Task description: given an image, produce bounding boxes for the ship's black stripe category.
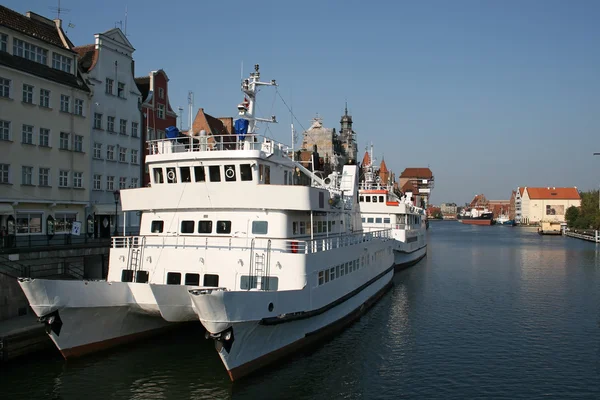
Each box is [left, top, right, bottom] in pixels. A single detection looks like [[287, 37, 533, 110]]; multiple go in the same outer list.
[[396, 244, 427, 254]]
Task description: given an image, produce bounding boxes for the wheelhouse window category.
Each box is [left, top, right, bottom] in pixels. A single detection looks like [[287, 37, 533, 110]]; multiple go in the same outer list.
[[185, 273, 200, 286], [180, 166, 191, 182], [209, 166, 221, 182], [194, 166, 205, 182], [166, 167, 177, 183], [151, 220, 164, 233], [359, 196, 364, 202], [216, 221, 231, 234], [384, 218, 391, 224], [181, 220, 194, 233], [224, 165, 236, 182], [375, 218, 382, 223], [198, 220, 212, 234], [367, 217, 374, 223], [167, 272, 181, 285], [204, 274, 219, 287], [153, 168, 164, 183], [264, 165, 270, 184], [240, 164, 252, 181], [373, 196, 378, 203], [252, 221, 268, 235], [366, 196, 371, 202], [379, 196, 384, 202]]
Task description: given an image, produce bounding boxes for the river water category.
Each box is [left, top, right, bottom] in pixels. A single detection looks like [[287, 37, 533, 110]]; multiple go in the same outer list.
[[2, 222, 599, 399]]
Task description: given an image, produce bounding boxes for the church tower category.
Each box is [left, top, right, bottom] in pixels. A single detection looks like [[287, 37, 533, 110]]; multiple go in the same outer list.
[[340, 103, 357, 164]]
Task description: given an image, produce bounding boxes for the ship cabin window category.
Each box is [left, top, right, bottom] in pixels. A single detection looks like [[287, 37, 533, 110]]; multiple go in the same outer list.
[[136, 271, 149, 283], [284, 171, 288, 185], [180, 167, 191, 182], [167, 272, 181, 285], [166, 167, 177, 183], [181, 220, 194, 233], [367, 217, 374, 223], [240, 164, 253, 181], [216, 220, 231, 234], [194, 166, 206, 182], [365, 196, 371, 202], [252, 221, 268, 235], [384, 218, 391, 224], [361, 218, 366, 223], [224, 165, 236, 182], [259, 164, 271, 184], [300, 221, 306, 234], [121, 269, 134, 282], [375, 218, 382, 223], [198, 220, 212, 233], [359, 196, 364, 202], [265, 165, 271, 184], [185, 273, 200, 286], [319, 192, 324, 208], [154, 168, 164, 184], [292, 222, 298, 235], [209, 165, 221, 182], [379, 196, 384, 202], [373, 196, 378, 203], [151, 220, 164, 233], [204, 274, 219, 287]]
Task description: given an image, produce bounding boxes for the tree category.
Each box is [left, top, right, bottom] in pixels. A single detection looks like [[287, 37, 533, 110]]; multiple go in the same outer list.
[[565, 206, 580, 228]]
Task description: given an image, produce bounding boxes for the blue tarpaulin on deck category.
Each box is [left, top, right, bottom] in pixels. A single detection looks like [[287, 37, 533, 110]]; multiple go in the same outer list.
[[165, 126, 179, 139], [234, 119, 249, 140]]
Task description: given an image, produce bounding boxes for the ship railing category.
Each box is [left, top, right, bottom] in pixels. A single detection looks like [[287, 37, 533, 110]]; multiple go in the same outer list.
[[147, 134, 292, 157], [358, 182, 393, 191], [111, 229, 392, 255]]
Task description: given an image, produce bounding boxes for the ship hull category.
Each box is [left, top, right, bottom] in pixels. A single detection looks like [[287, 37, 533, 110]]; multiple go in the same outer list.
[[18, 279, 173, 358], [394, 245, 427, 271], [459, 219, 493, 226]]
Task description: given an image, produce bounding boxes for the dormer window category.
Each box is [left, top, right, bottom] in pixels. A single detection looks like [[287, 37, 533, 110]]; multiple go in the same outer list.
[[158, 87, 164, 99], [0, 34, 7, 52], [52, 53, 72, 73], [13, 39, 47, 65]]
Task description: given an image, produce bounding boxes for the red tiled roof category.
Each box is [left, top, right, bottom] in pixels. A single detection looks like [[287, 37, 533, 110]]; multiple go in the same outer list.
[[73, 44, 98, 73], [379, 158, 388, 172], [525, 187, 580, 200], [401, 181, 416, 193], [361, 151, 370, 166], [0, 6, 73, 49], [400, 168, 433, 179], [519, 187, 524, 196]]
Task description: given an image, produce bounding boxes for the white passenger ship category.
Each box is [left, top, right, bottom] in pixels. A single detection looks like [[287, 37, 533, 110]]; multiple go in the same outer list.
[[358, 146, 427, 268]]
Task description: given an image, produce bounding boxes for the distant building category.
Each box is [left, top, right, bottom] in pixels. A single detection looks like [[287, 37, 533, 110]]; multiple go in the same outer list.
[[514, 187, 524, 223], [509, 190, 517, 220], [399, 168, 434, 208], [183, 107, 235, 150], [520, 187, 581, 224], [488, 199, 510, 218], [440, 202, 457, 219]]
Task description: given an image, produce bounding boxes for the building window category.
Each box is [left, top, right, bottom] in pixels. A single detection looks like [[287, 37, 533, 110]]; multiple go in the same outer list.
[[93, 174, 102, 190], [59, 170, 69, 187], [39, 128, 50, 147], [21, 124, 33, 144], [117, 82, 125, 98], [94, 113, 102, 129], [0, 120, 10, 141], [59, 132, 69, 150], [106, 176, 114, 191], [16, 213, 42, 234], [0, 34, 6, 52], [13, 39, 47, 65], [119, 147, 127, 162], [38, 167, 50, 186], [52, 53, 72, 73], [73, 172, 83, 188], [105, 78, 113, 95], [55, 213, 77, 234], [131, 122, 139, 138], [39, 89, 50, 108], [107, 116, 115, 132], [157, 104, 165, 119], [22, 84, 33, 103], [119, 177, 127, 189], [107, 145, 115, 160], [73, 135, 83, 152], [60, 94, 70, 112], [131, 177, 138, 188], [21, 166, 33, 185], [0, 77, 10, 98], [158, 87, 164, 99], [0, 164, 9, 183], [93, 143, 102, 159], [119, 119, 127, 135], [74, 99, 84, 116], [131, 149, 138, 164]]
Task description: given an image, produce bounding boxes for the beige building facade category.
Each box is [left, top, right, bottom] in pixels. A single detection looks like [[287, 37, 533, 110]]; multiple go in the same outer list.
[[520, 187, 581, 224]]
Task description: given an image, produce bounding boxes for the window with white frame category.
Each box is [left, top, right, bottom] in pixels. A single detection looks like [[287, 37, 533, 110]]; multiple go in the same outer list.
[[0, 164, 9, 183], [94, 113, 102, 129], [157, 104, 165, 119], [59, 132, 69, 150], [119, 147, 127, 162], [0, 34, 6, 52], [60, 94, 70, 112], [38, 167, 50, 186], [39, 89, 50, 107], [55, 212, 77, 234], [105, 78, 113, 95], [131, 149, 138, 164], [16, 212, 42, 234], [21, 166, 32, 185], [106, 176, 114, 191], [73, 172, 83, 188], [107, 116, 115, 132], [39, 128, 50, 147], [131, 177, 138, 187], [117, 82, 125, 98], [22, 84, 33, 103], [13, 39, 47, 65], [74, 99, 83, 116], [0, 77, 10, 98], [158, 87, 164, 99], [21, 124, 33, 144], [147, 128, 155, 140], [59, 170, 69, 187], [131, 122, 139, 137], [52, 53, 72, 73], [93, 142, 102, 159], [119, 176, 127, 189], [73, 135, 83, 152], [119, 119, 127, 135], [93, 174, 102, 190], [0, 120, 10, 141], [107, 145, 115, 160]]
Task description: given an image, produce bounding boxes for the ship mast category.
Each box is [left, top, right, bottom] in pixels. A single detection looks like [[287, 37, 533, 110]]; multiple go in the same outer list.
[[237, 64, 277, 145]]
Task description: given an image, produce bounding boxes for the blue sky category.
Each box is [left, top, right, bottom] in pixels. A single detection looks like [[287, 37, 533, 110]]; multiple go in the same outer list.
[[6, 0, 600, 204]]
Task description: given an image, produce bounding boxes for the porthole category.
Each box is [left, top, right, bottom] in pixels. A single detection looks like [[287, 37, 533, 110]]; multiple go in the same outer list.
[[268, 302, 274, 312]]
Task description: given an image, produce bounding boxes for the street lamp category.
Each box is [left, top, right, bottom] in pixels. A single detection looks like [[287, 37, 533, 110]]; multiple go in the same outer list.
[[113, 190, 120, 235]]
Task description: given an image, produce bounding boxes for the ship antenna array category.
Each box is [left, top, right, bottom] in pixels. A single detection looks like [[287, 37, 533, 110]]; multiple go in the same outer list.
[[188, 91, 194, 132]]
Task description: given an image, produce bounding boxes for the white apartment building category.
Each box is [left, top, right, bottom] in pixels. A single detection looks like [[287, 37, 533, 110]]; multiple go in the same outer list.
[[74, 28, 142, 237], [0, 6, 92, 239]]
